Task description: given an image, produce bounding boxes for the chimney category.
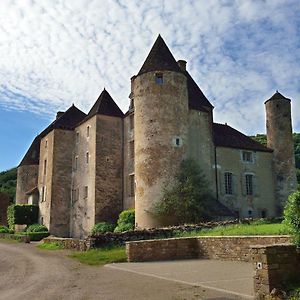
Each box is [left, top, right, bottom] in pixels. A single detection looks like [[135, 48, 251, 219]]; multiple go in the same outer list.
[[177, 60, 187, 71], [56, 111, 64, 119]]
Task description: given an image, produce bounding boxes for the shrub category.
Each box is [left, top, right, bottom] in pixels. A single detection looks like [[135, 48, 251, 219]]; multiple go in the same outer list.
[[283, 191, 300, 247], [92, 222, 115, 235], [16, 231, 50, 241], [26, 224, 48, 233], [7, 204, 39, 229], [0, 225, 9, 233], [114, 209, 135, 232]]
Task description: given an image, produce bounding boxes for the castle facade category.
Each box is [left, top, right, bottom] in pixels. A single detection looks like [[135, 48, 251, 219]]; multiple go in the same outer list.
[[16, 36, 297, 238]]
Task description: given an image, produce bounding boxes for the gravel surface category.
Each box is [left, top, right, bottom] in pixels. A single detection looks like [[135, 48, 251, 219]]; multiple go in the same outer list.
[[0, 241, 248, 300]]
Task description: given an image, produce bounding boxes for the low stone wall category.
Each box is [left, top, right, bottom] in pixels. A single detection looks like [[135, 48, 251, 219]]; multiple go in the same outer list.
[[251, 244, 300, 299], [0, 232, 30, 243], [43, 236, 93, 251], [126, 235, 291, 262]]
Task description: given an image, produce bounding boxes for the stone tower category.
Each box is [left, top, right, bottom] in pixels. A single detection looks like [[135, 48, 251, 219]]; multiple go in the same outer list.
[[265, 91, 297, 213], [133, 35, 189, 228]]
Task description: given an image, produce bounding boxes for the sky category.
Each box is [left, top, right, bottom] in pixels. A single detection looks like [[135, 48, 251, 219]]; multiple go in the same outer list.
[[0, 0, 300, 171]]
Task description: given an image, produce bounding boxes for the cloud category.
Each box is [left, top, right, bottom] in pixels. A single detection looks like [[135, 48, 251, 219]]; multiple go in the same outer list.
[[0, 0, 299, 134]]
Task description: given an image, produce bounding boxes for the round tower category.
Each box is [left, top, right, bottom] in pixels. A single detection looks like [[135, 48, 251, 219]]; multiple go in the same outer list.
[[265, 91, 297, 214], [133, 35, 189, 228]]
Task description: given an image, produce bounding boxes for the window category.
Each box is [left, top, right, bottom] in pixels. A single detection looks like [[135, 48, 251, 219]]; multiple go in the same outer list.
[[84, 186, 88, 199], [155, 73, 163, 85], [173, 137, 182, 147], [175, 138, 180, 146], [129, 174, 135, 197], [43, 160, 47, 176], [245, 174, 253, 195], [242, 151, 253, 163], [87, 126, 90, 137], [129, 140, 134, 159], [261, 210, 267, 218], [74, 156, 78, 170], [224, 172, 233, 195], [248, 210, 252, 217], [45, 140, 48, 148], [86, 152, 89, 164], [76, 132, 79, 143], [129, 114, 134, 130], [41, 186, 46, 202]]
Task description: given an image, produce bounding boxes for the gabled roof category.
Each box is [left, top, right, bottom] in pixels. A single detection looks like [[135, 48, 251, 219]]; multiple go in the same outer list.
[[137, 35, 182, 76], [184, 71, 214, 111], [265, 91, 291, 104], [83, 89, 124, 122], [19, 136, 40, 166], [19, 105, 86, 166], [213, 123, 273, 152]]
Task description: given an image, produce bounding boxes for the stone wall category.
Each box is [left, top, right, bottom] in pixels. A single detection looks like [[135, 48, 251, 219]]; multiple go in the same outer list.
[[126, 235, 290, 262], [43, 236, 92, 251], [0, 192, 10, 226], [251, 244, 300, 299]]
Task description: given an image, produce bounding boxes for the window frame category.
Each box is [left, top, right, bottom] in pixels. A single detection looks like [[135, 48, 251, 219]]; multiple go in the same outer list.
[[224, 172, 233, 195]]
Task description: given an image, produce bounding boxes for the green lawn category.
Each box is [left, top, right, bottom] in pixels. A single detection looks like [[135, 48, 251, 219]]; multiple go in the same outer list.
[[175, 222, 290, 238], [37, 242, 63, 250], [69, 247, 127, 266]]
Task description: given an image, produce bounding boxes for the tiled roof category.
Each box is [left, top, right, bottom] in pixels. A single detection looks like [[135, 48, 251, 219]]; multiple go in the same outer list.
[[137, 35, 182, 76], [19, 105, 86, 166], [265, 91, 291, 104], [184, 71, 213, 111], [84, 89, 124, 122], [213, 123, 273, 152]]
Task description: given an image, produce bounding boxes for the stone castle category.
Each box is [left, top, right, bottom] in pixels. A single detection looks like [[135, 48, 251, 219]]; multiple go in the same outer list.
[[16, 35, 297, 238]]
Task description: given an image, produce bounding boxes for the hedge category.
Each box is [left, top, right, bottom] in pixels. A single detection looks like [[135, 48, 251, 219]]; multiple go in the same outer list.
[[16, 231, 50, 241], [7, 204, 39, 229]]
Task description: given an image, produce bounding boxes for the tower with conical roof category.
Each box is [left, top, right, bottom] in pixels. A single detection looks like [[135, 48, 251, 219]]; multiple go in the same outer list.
[[132, 35, 189, 228], [265, 91, 297, 213]]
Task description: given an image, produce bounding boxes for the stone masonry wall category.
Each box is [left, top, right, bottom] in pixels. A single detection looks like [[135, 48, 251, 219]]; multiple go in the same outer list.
[[251, 244, 300, 299], [126, 235, 290, 262]]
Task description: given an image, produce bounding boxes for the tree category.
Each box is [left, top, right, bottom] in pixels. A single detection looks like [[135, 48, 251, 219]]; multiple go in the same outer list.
[[283, 191, 300, 247], [153, 159, 214, 224]]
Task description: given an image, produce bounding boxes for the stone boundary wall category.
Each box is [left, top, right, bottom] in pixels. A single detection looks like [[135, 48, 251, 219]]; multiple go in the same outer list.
[[43, 236, 93, 251], [251, 244, 300, 299], [126, 235, 291, 262], [0, 233, 30, 243]]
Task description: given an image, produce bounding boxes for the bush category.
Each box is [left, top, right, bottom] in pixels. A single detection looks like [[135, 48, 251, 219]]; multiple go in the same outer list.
[[92, 222, 115, 235], [7, 204, 39, 229], [26, 224, 48, 233], [16, 231, 50, 241], [114, 209, 135, 232], [283, 191, 300, 247], [0, 225, 9, 233]]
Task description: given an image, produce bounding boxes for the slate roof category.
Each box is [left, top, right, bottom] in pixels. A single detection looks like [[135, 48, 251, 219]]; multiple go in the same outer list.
[[19, 105, 86, 166], [137, 35, 182, 76], [265, 91, 291, 104], [213, 123, 273, 152], [84, 89, 124, 122]]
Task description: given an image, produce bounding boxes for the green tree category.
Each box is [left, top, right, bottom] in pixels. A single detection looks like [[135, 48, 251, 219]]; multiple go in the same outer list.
[[0, 167, 17, 202], [283, 191, 300, 247], [153, 159, 214, 224]]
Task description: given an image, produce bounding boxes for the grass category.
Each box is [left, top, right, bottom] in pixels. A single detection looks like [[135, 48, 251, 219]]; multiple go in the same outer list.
[[69, 246, 127, 266], [174, 222, 290, 238], [37, 242, 63, 250]]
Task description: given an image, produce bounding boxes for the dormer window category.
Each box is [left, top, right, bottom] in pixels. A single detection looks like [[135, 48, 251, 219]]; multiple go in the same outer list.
[[155, 73, 163, 85]]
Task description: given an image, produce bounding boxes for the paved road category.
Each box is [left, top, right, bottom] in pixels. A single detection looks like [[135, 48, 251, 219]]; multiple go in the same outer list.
[[0, 241, 253, 300]]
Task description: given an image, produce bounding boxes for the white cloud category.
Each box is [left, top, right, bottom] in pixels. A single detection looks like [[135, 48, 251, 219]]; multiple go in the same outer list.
[[0, 0, 299, 134]]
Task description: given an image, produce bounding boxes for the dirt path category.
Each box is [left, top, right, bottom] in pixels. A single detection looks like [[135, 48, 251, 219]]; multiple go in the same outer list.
[[0, 241, 247, 300]]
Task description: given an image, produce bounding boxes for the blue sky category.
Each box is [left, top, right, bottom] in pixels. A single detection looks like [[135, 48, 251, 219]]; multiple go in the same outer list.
[[0, 0, 300, 171]]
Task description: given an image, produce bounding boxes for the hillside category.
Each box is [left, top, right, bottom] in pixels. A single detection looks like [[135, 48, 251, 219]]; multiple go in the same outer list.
[[251, 133, 300, 184], [0, 167, 17, 202]]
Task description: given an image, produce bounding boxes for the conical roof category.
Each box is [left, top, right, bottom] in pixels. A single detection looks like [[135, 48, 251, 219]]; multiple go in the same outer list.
[[85, 89, 124, 121], [265, 91, 291, 104], [137, 35, 182, 76]]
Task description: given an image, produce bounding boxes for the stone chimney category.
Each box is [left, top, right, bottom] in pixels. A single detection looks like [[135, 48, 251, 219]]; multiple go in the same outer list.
[[177, 60, 187, 71], [56, 111, 64, 119]]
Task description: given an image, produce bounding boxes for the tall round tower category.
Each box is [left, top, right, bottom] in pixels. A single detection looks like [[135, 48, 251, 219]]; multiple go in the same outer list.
[[265, 91, 297, 214], [133, 35, 189, 228]]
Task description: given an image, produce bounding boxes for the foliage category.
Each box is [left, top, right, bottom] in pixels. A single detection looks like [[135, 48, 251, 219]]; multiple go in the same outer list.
[[114, 209, 135, 232], [7, 204, 39, 229], [26, 224, 48, 233], [283, 191, 300, 247], [0, 167, 17, 202], [91, 222, 115, 235], [0, 225, 9, 233], [16, 231, 50, 241], [37, 242, 63, 250], [69, 246, 126, 266], [174, 223, 289, 238], [153, 159, 215, 224]]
